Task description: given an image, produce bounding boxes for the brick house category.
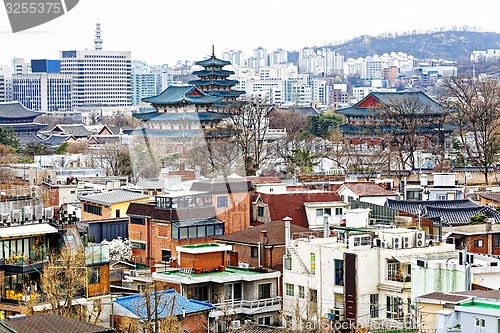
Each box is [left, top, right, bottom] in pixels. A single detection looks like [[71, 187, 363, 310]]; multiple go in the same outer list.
[[190, 178, 254, 234], [213, 220, 318, 271], [444, 223, 500, 255]]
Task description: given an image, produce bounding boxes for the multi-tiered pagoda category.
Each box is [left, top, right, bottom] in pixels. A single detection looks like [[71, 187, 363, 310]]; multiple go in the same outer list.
[[188, 46, 245, 103]]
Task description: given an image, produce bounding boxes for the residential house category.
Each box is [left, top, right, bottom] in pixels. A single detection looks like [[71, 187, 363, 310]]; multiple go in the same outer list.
[[443, 223, 500, 255], [126, 191, 230, 266], [252, 190, 346, 229], [40, 177, 78, 208], [113, 289, 214, 333], [478, 193, 500, 208], [190, 178, 254, 235], [79, 189, 150, 221], [282, 221, 457, 331], [152, 243, 282, 331], [403, 173, 465, 201], [214, 220, 318, 271], [415, 290, 500, 333], [77, 217, 129, 243], [337, 182, 399, 206], [3, 313, 114, 333]]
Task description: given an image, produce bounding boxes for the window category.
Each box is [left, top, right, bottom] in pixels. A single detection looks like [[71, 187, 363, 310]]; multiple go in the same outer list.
[[353, 236, 372, 247], [386, 296, 402, 319], [258, 283, 271, 299], [130, 217, 145, 225], [387, 261, 402, 282], [475, 317, 485, 327], [251, 246, 259, 258], [258, 317, 271, 325], [335, 207, 343, 215], [115, 209, 120, 218], [298, 286, 305, 298], [316, 208, 332, 217], [370, 294, 379, 318], [437, 194, 446, 201], [474, 239, 484, 248], [496, 235, 500, 248], [257, 206, 265, 217], [309, 289, 318, 303], [310, 253, 316, 274], [217, 196, 228, 208], [334, 259, 344, 286], [130, 241, 146, 250], [88, 266, 100, 284], [285, 283, 294, 296], [285, 315, 292, 328], [161, 249, 171, 263], [83, 203, 102, 216]]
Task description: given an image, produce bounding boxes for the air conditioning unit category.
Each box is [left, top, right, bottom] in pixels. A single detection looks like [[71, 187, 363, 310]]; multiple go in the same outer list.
[[34, 205, 43, 220], [0, 213, 10, 224], [230, 320, 241, 329], [44, 207, 54, 220], [23, 206, 33, 222], [11, 210, 21, 223], [238, 262, 250, 268], [415, 231, 426, 247], [392, 236, 402, 250], [402, 235, 413, 249]]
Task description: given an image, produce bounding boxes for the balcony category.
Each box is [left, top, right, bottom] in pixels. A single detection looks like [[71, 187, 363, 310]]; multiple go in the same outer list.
[[85, 243, 109, 265], [0, 249, 48, 273], [209, 297, 282, 317]]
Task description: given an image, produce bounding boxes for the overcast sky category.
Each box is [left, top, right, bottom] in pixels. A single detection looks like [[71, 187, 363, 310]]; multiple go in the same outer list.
[[1, 0, 500, 66]]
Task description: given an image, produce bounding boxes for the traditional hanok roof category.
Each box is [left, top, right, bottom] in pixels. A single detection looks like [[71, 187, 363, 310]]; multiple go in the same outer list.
[[39, 134, 72, 149], [114, 289, 214, 320], [273, 106, 320, 117], [192, 69, 235, 77], [48, 124, 95, 138], [79, 189, 149, 206], [188, 79, 240, 86], [426, 205, 500, 226], [142, 85, 222, 106], [0, 101, 45, 120], [208, 90, 246, 97], [4, 313, 114, 333], [0, 122, 47, 132], [195, 55, 231, 67], [386, 199, 479, 216], [339, 182, 399, 197], [214, 220, 316, 246], [132, 111, 230, 122], [190, 178, 255, 194]]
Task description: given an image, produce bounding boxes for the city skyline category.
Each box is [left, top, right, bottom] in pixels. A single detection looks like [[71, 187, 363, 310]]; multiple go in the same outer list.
[[1, 0, 500, 67]]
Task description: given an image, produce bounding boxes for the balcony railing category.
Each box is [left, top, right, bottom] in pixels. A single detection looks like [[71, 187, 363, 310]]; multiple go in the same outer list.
[[212, 297, 282, 314]]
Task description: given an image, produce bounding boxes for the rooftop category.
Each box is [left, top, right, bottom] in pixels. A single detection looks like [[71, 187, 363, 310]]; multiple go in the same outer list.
[[0, 101, 45, 119], [79, 189, 149, 206], [4, 313, 114, 333], [340, 182, 399, 197]]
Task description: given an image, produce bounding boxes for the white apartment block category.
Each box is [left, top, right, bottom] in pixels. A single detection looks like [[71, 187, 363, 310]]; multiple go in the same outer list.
[[269, 48, 288, 66], [282, 221, 457, 331], [59, 23, 131, 107], [221, 49, 246, 66]]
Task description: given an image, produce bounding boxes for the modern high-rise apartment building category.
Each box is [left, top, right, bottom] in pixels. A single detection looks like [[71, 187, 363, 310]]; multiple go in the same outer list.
[[132, 71, 158, 105], [59, 22, 132, 107]]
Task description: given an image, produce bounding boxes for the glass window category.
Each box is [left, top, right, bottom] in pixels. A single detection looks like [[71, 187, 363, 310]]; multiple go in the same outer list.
[[215, 224, 224, 236], [207, 225, 215, 236], [474, 239, 484, 248], [88, 266, 100, 284], [161, 250, 171, 263], [386, 295, 402, 319], [311, 253, 316, 274], [258, 283, 271, 299], [298, 286, 304, 298], [188, 226, 197, 238], [197, 226, 206, 238], [130, 217, 145, 225], [334, 259, 344, 286], [217, 196, 228, 208], [474, 317, 485, 327], [309, 289, 317, 303], [285, 283, 294, 296], [370, 294, 379, 318], [179, 228, 188, 239], [257, 206, 265, 217], [387, 261, 402, 282], [251, 246, 258, 258], [172, 225, 179, 239]]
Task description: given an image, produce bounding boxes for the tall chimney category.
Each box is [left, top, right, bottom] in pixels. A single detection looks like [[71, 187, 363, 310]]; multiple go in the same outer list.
[[323, 214, 330, 238], [283, 217, 292, 250]]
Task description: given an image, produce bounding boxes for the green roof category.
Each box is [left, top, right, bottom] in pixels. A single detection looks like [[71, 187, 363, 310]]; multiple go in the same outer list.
[[159, 266, 267, 278], [181, 243, 221, 249], [195, 56, 231, 67], [142, 85, 222, 105], [460, 301, 500, 310], [192, 69, 234, 77]]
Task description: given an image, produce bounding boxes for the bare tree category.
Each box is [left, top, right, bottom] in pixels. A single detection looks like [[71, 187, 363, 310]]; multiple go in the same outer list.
[[376, 93, 448, 170], [442, 75, 500, 184], [223, 99, 273, 176]]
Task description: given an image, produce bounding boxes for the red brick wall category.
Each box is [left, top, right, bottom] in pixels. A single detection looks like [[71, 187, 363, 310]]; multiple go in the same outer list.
[[179, 251, 224, 271], [493, 234, 500, 256], [225, 244, 285, 270], [468, 235, 489, 254], [214, 192, 251, 234], [114, 312, 209, 333]]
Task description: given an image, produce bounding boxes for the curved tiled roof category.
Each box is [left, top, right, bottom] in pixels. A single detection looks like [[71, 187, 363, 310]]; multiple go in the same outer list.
[[195, 56, 231, 67], [188, 79, 240, 86], [132, 111, 229, 122], [0, 101, 45, 119], [386, 199, 479, 216], [142, 85, 222, 105], [192, 69, 235, 77]]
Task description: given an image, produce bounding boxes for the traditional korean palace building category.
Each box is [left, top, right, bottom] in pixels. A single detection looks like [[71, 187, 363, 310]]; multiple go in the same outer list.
[[188, 47, 245, 102], [335, 91, 454, 149], [0, 101, 46, 145]]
